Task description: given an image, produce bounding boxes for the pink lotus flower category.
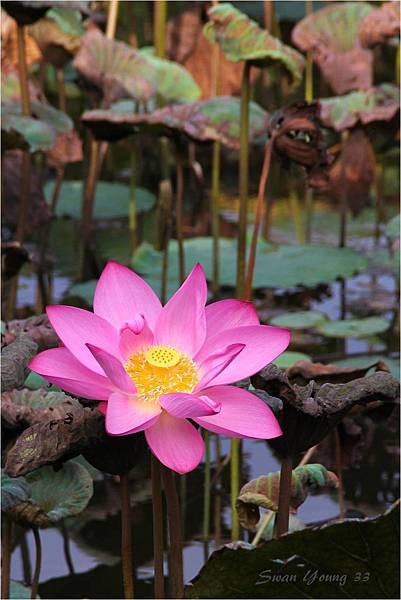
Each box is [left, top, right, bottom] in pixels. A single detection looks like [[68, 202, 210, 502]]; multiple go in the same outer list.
[[29, 262, 290, 473]]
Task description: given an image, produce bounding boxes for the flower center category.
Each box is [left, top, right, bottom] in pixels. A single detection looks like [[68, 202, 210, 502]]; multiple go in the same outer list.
[[125, 345, 199, 404]]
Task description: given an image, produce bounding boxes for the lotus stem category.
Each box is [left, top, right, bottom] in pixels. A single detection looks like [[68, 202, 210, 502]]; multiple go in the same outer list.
[[298, 444, 317, 467], [56, 68, 66, 113], [236, 61, 251, 298], [79, 138, 101, 280], [1, 514, 13, 599], [276, 456, 293, 537], [202, 430, 211, 561], [230, 436, 240, 540], [263, 0, 274, 32], [20, 530, 32, 586], [339, 131, 349, 248], [31, 527, 42, 600], [106, 0, 120, 39], [244, 135, 275, 301], [129, 149, 138, 256], [154, 0, 167, 58], [251, 510, 275, 546], [120, 473, 135, 599], [151, 456, 165, 599], [61, 521, 75, 575], [213, 435, 222, 547], [396, 45, 400, 86], [289, 187, 305, 244], [175, 153, 185, 285], [374, 162, 384, 246], [16, 24, 31, 116], [334, 428, 346, 520], [211, 141, 221, 298], [161, 467, 184, 599]]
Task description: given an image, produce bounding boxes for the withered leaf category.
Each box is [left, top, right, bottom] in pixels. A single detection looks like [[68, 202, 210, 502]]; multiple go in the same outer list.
[[251, 364, 399, 457], [4, 313, 59, 351], [1, 336, 38, 392], [285, 358, 383, 386], [2, 389, 81, 429], [359, 2, 400, 48]]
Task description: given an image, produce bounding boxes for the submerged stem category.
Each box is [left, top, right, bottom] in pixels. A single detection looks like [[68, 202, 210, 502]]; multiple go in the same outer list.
[[276, 456, 293, 537], [334, 428, 346, 520], [161, 467, 184, 599], [151, 456, 165, 599], [120, 473, 134, 599], [31, 528, 42, 600]]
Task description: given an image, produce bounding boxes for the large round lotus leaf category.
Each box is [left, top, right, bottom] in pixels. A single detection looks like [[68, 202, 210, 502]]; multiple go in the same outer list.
[[2, 112, 56, 153], [10, 581, 40, 599], [334, 355, 400, 380], [269, 311, 328, 330], [320, 84, 400, 131], [292, 2, 374, 94], [1, 471, 30, 511], [81, 96, 268, 148], [25, 461, 93, 523], [73, 30, 159, 105], [203, 3, 304, 89], [139, 47, 200, 103], [130, 238, 368, 290], [44, 180, 156, 219], [318, 316, 390, 339], [385, 214, 400, 239], [273, 351, 312, 369]]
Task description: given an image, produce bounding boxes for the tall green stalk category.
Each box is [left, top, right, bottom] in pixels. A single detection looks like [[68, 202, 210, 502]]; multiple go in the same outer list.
[[211, 141, 221, 297], [129, 147, 138, 256], [151, 456, 165, 599], [203, 431, 211, 561], [161, 468, 184, 599], [230, 436, 240, 540], [275, 456, 293, 537]]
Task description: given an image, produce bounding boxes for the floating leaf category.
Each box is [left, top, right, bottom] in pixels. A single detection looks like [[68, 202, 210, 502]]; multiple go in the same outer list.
[[203, 2, 304, 89], [359, 1, 400, 48], [270, 311, 327, 330], [81, 96, 269, 148], [186, 502, 400, 599], [129, 238, 368, 291], [273, 351, 312, 370], [385, 213, 400, 239], [1, 471, 30, 511], [292, 2, 374, 94], [237, 464, 338, 529], [318, 316, 390, 339], [29, 8, 84, 67], [138, 47, 200, 102], [44, 180, 156, 220], [319, 84, 400, 131]]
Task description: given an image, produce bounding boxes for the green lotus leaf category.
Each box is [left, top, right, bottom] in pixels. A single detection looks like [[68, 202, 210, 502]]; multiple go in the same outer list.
[[1, 471, 30, 511], [186, 502, 400, 599], [44, 180, 156, 219], [320, 84, 400, 131], [81, 96, 268, 148], [269, 311, 328, 330], [2, 112, 56, 153], [237, 464, 338, 529], [138, 47, 201, 103], [318, 316, 390, 339], [31, 101, 73, 132], [29, 8, 84, 67], [24, 371, 60, 391], [25, 461, 93, 524], [334, 355, 400, 380], [273, 351, 312, 369], [203, 3, 304, 89], [44, 7, 85, 36], [73, 30, 159, 105], [10, 580, 40, 599]]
